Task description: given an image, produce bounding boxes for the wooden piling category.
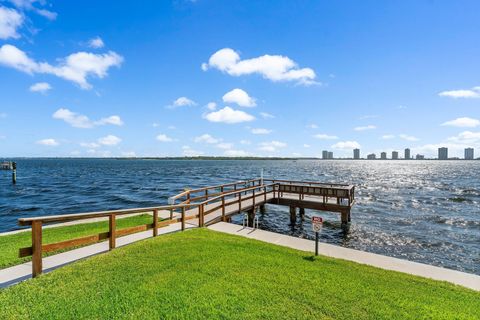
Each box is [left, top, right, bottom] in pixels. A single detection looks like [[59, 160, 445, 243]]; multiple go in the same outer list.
[[247, 208, 256, 228], [289, 206, 296, 225], [259, 204, 266, 214], [299, 207, 305, 221]]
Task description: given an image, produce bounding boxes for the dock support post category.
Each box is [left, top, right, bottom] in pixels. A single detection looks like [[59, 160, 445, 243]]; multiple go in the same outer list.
[[247, 207, 256, 228], [341, 210, 350, 228], [12, 162, 16, 184], [31, 221, 42, 278], [299, 207, 305, 221], [289, 206, 296, 225], [259, 204, 266, 214]]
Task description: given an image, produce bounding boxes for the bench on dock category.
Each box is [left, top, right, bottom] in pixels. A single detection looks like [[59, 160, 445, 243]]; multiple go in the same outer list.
[[17, 179, 355, 277]]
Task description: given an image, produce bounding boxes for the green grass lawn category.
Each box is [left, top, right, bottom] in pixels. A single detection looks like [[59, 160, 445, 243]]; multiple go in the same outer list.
[[0, 214, 156, 269], [0, 229, 478, 319]]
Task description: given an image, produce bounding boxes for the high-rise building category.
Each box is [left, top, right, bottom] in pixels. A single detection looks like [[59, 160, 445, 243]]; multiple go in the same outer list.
[[367, 153, 376, 160], [322, 150, 328, 159], [416, 154, 425, 160], [404, 148, 411, 160], [327, 151, 333, 159], [438, 147, 448, 160], [380, 152, 387, 160], [465, 148, 474, 160], [392, 151, 399, 160], [353, 148, 360, 159]]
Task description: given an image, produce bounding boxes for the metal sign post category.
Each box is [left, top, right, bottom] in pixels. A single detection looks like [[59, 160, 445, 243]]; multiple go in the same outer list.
[[312, 216, 323, 256]]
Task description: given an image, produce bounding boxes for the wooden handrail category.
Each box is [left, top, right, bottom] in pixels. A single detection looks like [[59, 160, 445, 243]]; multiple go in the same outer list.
[[18, 178, 354, 278]]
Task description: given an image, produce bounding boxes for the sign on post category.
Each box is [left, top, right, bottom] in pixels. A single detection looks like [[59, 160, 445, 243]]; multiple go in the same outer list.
[[312, 216, 323, 256]]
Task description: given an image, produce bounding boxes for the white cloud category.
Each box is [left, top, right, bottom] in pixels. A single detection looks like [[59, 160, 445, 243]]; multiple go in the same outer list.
[[194, 134, 220, 144], [216, 142, 233, 149], [447, 131, 480, 144], [8, 0, 57, 20], [202, 48, 317, 85], [240, 139, 251, 145], [167, 96, 197, 109], [29, 82, 51, 93], [222, 88, 256, 107], [206, 102, 217, 111], [204, 106, 255, 124], [260, 112, 275, 119], [303, 144, 310, 148], [0, 6, 23, 39], [88, 36, 104, 49], [80, 142, 100, 148], [439, 86, 480, 99], [441, 117, 480, 128], [156, 134, 173, 142], [53, 108, 123, 128], [331, 141, 361, 150], [251, 128, 271, 135], [0, 44, 123, 89], [399, 134, 419, 141], [314, 134, 338, 140], [381, 134, 395, 140], [307, 124, 318, 129], [121, 151, 136, 157], [224, 149, 249, 157], [354, 125, 376, 131], [182, 145, 204, 157], [258, 140, 287, 152], [98, 135, 121, 146], [359, 114, 379, 120], [37, 138, 58, 146]]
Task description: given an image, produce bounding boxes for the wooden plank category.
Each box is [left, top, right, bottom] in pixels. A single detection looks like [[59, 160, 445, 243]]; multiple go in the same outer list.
[[109, 214, 116, 250], [31, 220, 42, 277], [43, 233, 109, 253]]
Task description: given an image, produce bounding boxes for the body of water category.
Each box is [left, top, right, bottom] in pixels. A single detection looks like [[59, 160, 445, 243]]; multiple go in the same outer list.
[[0, 159, 479, 274]]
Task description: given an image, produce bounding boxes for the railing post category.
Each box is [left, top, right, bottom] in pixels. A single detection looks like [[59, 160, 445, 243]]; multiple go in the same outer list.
[[205, 189, 208, 200], [187, 192, 191, 204], [239, 191, 242, 211], [181, 207, 185, 231], [234, 184, 237, 197], [200, 204, 204, 227], [169, 208, 173, 220], [109, 214, 116, 250], [264, 186, 267, 202], [222, 195, 226, 221], [31, 220, 42, 278], [253, 189, 256, 208], [153, 209, 158, 237]]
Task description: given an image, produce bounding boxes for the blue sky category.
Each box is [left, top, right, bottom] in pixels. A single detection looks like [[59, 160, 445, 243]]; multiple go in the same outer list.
[[1, 0, 480, 158]]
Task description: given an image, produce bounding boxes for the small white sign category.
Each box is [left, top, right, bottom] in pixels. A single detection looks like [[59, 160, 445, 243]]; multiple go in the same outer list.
[[312, 216, 323, 232]]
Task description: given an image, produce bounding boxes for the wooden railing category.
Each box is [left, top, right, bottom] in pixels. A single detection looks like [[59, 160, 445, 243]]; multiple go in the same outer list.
[[17, 179, 354, 278]]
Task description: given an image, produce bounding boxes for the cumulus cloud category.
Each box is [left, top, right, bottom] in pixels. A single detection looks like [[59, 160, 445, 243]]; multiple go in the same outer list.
[[37, 138, 58, 146], [216, 142, 233, 149], [98, 135, 121, 146], [258, 140, 287, 152], [29, 82, 51, 93], [52, 108, 123, 128], [331, 141, 360, 150], [88, 36, 104, 49], [399, 134, 419, 141], [447, 131, 480, 144], [204, 106, 255, 124], [251, 128, 271, 135], [224, 149, 249, 157], [156, 134, 173, 142], [194, 134, 221, 144], [7, 0, 57, 20], [354, 125, 376, 131], [206, 102, 217, 111], [307, 124, 318, 129], [260, 112, 274, 119], [167, 96, 197, 109], [441, 117, 480, 128], [182, 145, 204, 157], [0, 6, 23, 39], [0, 44, 123, 89], [439, 86, 480, 99], [314, 134, 338, 140], [381, 134, 395, 140], [202, 48, 317, 85], [222, 88, 256, 107]]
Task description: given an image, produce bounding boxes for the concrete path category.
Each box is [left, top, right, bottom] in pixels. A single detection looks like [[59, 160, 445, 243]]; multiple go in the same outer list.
[[0, 221, 196, 288], [208, 222, 480, 291]]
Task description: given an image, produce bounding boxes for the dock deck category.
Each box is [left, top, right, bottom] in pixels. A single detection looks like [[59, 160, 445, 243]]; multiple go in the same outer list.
[[15, 178, 355, 278]]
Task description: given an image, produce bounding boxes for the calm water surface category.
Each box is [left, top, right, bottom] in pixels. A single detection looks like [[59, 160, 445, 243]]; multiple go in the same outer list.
[[0, 159, 479, 274]]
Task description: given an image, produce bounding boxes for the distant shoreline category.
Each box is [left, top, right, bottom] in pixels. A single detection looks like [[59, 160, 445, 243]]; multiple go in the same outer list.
[[1, 157, 479, 161]]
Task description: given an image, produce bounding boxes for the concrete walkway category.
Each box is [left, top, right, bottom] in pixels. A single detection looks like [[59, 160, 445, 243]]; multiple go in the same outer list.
[[0, 221, 196, 288], [208, 222, 480, 291]]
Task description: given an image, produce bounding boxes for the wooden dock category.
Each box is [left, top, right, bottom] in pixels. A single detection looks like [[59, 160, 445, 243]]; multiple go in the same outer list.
[[17, 179, 355, 277]]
